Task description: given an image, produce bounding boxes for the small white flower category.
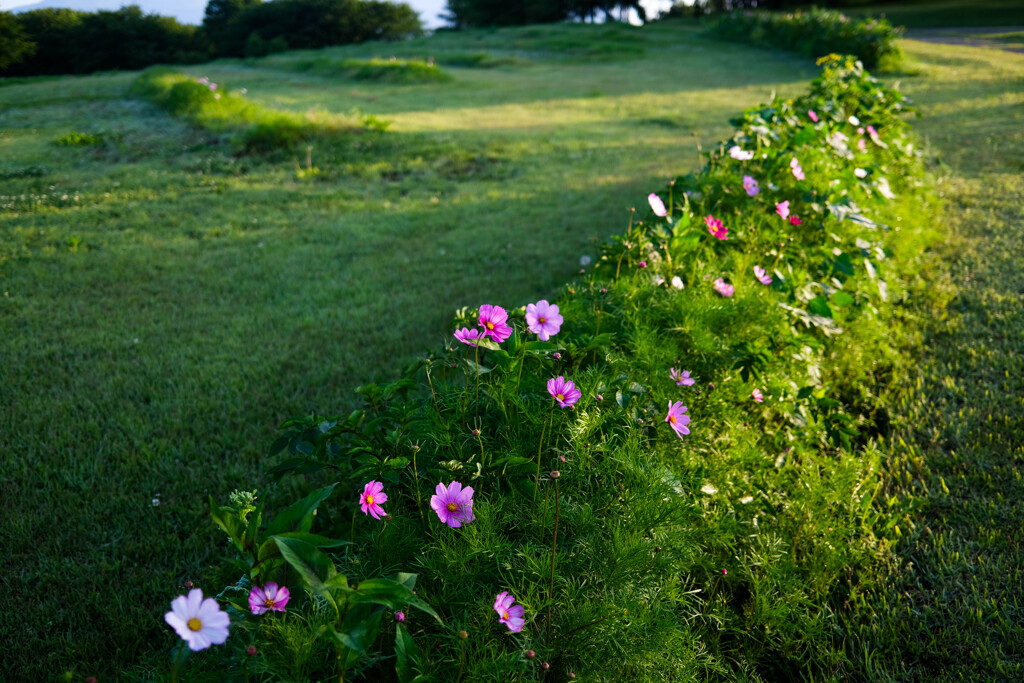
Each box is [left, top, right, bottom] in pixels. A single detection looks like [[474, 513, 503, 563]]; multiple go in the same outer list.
[[653, 274, 665, 286], [728, 145, 754, 161], [739, 496, 754, 504], [165, 589, 230, 651], [848, 115, 860, 126], [671, 276, 684, 290], [580, 255, 591, 267], [701, 483, 718, 495], [854, 168, 868, 178]]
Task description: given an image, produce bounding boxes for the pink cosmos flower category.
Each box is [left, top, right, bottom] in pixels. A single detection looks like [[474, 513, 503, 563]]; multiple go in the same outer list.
[[249, 583, 290, 615], [359, 481, 387, 520], [478, 304, 511, 343], [752, 388, 764, 403], [665, 401, 691, 438], [742, 175, 759, 197], [713, 278, 734, 298], [648, 193, 667, 217], [454, 327, 483, 346], [526, 300, 562, 341], [857, 138, 867, 153], [165, 588, 230, 652], [638, 261, 647, 268], [548, 376, 581, 408], [808, 110, 819, 122], [430, 481, 475, 528], [670, 368, 695, 386], [753, 266, 772, 285], [790, 157, 805, 181], [209, 83, 217, 91], [788, 215, 802, 226], [776, 200, 790, 220], [705, 215, 728, 240], [494, 591, 525, 632]]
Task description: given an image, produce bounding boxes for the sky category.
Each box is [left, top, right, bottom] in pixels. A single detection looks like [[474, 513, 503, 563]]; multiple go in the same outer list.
[[1, 0, 675, 29]]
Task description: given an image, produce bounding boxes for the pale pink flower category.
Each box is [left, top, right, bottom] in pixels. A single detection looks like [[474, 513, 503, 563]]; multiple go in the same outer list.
[[728, 145, 754, 161], [705, 214, 728, 240], [165, 589, 230, 651], [454, 327, 483, 346], [808, 110, 819, 122], [753, 266, 771, 285], [525, 300, 562, 341], [857, 138, 867, 153], [648, 193, 667, 217], [713, 278, 734, 298], [776, 200, 790, 220], [670, 368, 695, 386], [752, 388, 764, 403], [790, 157, 805, 181], [249, 583, 290, 615]]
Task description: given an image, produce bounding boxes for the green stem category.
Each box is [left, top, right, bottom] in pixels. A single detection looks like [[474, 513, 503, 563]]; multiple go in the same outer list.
[[170, 643, 187, 683], [350, 506, 358, 545], [535, 407, 554, 502], [547, 478, 561, 639]]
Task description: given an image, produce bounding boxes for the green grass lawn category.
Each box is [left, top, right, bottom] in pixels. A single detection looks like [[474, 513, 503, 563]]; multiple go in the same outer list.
[[0, 19, 1021, 681], [847, 0, 1024, 28]]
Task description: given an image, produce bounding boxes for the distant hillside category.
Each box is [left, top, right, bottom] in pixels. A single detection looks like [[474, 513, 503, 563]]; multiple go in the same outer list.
[[7, 0, 207, 25]]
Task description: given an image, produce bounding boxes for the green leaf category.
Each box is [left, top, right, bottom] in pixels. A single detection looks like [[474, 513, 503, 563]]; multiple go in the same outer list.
[[832, 252, 855, 276], [395, 624, 421, 683], [350, 578, 442, 624], [669, 233, 700, 255], [831, 291, 855, 307], [274, 536, 336, 589], [209, 497, 246, 554], [807, 296, 833, 319], [266, 483, 336, 535]]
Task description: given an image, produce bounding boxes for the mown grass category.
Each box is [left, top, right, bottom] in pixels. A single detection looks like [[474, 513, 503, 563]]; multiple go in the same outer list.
[[0, 23, 818, 681], [840, 39, 1024, 680], [847, 0, 1024, 28]]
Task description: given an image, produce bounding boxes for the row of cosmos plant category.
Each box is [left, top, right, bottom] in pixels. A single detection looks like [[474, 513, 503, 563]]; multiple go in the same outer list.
[[160, 55, 939, 681]]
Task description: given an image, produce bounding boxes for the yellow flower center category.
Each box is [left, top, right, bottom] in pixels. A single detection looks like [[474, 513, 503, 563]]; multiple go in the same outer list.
[[187, 618, 202, 632], [486, 322, 495, 330], [264, 598, 275, 608], [556, 393, 565, 401], [539, 316, 546, 323], [503, 610, 510, 620], [669, 416, 676, 424], [366, 494, 374, 505], [447, 502, 459, 512]]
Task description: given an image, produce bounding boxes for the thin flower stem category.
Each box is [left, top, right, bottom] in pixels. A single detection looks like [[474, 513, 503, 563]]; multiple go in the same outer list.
[[614, 208, 636, 281], [546, 478, 561, 639], [349, 507, 358, 546], [426, 364, 439, 414], [412, 448, 425, 527], [534, 407, 553, 502], [475, 431, 485, 469], [474, 344, 481, 418], [170, 644, 187, 683]]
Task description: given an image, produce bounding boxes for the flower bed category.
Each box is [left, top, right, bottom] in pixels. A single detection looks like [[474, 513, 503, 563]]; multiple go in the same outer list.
[[166, 55, 939, 680], [707, 9, 904, 70]]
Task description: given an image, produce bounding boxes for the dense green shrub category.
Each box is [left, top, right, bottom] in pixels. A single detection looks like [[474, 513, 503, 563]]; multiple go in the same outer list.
[[0, 12, 34, 70], [131, 67, 372, 153], [161, 55, 939, 680], [707, 8, 903, 70], [275, 55, 451, 83], [443, 0, 647, 28]]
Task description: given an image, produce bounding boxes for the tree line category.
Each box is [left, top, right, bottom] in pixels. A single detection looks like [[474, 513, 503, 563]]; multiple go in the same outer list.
[[0, 0, 422, 77]]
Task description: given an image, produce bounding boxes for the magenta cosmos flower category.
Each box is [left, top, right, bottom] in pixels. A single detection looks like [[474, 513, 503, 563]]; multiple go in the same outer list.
[[494, 591, 525, 632], [752, 388, 764, 403], [454, 327, 483, 346], [742, 175, 759, 197], [790, 157, 805, 181], [648, 193, 667, 217], [788, 215, 802, 226], [430, 481, 475, 528], [670, 368, 695, 386], [753, 266, 772, 285], [665, 401, 691, 438], [359, 481, 387, 520], [705, 214, 728, 240], [249, 582, 290, 615], [526, 300, 563, 341], [808, 110, 819, 122], [478, 304, 512, 343], [713, 278, 734, 298], [775, 200, 790, 220], [547, 376, 581, 408], [165, 588, 230, 652]]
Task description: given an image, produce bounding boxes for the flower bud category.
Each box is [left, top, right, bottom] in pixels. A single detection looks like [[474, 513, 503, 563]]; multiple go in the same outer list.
[[458, 630, 469, 640], [638, 261, 647, 268], [721, 568, 728, 576], [553, 352, 562, 360], [541, 662, 550, 670], [525, 650, 536, 659], [246, 645, 257, 656], [550, 470, 560, 479], [569, 674, 577, 680], [394, 611, 405, 622], [472, 429, 480, 437]]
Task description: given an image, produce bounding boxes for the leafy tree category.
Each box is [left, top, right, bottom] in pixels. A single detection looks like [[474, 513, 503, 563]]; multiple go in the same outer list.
[[0, 12, 35, 70]]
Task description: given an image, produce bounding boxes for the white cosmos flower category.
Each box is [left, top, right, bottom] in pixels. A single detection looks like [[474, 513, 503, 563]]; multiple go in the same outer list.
[[728, 145, 754, 161], [854, 168, 868, 178], [671, 276, 684, 290], [165, 588, 230, 651]]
